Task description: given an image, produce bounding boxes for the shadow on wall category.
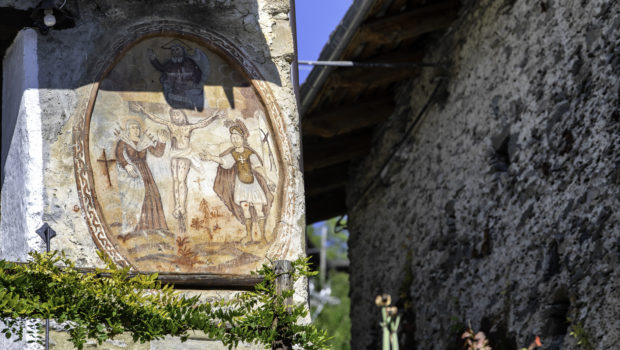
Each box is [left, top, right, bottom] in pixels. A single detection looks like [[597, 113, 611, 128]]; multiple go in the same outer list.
[[1, 0, 284, 188], [0, 6, 39, 187]]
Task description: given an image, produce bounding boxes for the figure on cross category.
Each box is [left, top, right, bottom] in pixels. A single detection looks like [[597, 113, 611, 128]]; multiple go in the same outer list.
[[136, 104, 223, 234]]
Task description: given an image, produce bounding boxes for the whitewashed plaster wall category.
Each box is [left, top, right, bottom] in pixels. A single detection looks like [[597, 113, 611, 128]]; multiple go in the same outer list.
[[0, 28, 44, 262], [0, 28, 45, 350]]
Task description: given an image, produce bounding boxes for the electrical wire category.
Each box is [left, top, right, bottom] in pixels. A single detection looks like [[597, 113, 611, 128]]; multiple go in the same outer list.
[[299, 60, 441, 68]]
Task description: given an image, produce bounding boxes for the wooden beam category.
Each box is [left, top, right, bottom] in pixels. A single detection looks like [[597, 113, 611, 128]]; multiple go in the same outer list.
[[330, 66, 421, 88], [0, 24, 25, 33], [386, 0, 408, 15], [303, 96, 394, 138], [0, 32, 18, 41], [359, 0, 458, 45], [306, 188, 347, 223], [365, 47, 426, 63], [156, 273, 263, 290], [303, 129, 373, 171], [306, 181, 346, 198], [0, 8, 32, 27], [6, 262, 263, 290], [306, 48, 424, 115], [304, 162, 349, 196]]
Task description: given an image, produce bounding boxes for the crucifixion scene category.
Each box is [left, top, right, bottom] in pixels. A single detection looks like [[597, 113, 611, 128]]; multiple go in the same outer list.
[[87, 36, 282, 274]]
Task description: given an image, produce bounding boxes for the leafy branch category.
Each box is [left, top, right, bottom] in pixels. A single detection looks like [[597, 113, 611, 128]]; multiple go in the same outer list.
[[0, 251, 329, 349], [568, 317, 594, 350]]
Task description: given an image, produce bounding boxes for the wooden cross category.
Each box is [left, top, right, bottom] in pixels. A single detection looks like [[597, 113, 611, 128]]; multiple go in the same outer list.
[[97, 149, 116, 187]]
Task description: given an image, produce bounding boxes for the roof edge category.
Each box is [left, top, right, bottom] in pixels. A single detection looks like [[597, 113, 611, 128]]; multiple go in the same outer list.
[[299, 0, 375, 116]]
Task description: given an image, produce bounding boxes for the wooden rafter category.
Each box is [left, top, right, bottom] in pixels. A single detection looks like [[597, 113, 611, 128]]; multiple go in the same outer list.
[[300, 0, 461, 223], [307, 48, 424, 114], [304, 162, 349, 196], [303, 96, 394, 138], [386, 0, 408, 15], [303, 129, 373, 171], [359, 0, 458, 45], [323, 45, 426, 90], [306, 187, 347, 223], [329, 66, 421, 89]]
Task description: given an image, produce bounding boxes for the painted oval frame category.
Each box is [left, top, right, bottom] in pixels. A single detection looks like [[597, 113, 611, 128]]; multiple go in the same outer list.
[[72, 25, 295, 272]]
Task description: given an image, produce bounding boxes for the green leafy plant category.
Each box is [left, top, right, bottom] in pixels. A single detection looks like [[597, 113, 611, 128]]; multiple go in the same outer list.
[[0, 251, 329, 349], [311, 271, 350, 350], [307, 218, 351, 350], [568, 317, 594, 350]]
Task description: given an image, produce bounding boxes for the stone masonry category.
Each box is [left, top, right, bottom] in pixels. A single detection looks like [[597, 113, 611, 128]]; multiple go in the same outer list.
[[347, 0, 618, 349]]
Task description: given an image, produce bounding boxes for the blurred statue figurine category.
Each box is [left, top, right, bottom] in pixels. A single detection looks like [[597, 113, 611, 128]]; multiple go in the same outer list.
[[148, 39, 210, 112]]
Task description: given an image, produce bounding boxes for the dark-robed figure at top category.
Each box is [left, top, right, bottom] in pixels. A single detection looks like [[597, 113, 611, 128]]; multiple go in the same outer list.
[[148, 39, 210, 112], [200, 120, 275, 244]]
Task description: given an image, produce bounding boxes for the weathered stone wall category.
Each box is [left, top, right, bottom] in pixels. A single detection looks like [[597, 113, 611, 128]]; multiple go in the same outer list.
[[347, 0, 619, 349], [1, 0, 305, 349]]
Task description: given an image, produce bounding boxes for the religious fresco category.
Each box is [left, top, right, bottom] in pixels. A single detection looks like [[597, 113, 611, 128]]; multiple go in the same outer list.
[[79, 35, 286, 274]]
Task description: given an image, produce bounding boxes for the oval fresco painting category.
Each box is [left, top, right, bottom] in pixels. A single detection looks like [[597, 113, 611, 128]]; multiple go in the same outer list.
[[77, 34, 287, 274]]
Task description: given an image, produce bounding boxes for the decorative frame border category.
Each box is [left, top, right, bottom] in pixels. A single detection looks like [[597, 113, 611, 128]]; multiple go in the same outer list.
[[72, 22, 296, 273]]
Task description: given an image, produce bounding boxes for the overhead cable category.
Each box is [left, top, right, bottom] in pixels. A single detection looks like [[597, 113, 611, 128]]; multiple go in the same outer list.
[[298, 60, 441, 68]]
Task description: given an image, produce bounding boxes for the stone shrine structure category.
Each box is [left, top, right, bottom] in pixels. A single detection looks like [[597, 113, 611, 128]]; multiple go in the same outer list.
[[0, 1, 305, 349]]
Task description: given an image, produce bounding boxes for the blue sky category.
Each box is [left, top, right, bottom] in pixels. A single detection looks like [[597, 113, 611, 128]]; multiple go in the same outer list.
[[295, 0, 353, 83]]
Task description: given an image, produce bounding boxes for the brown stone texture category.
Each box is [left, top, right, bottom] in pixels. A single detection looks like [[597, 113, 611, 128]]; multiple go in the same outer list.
[[346, 0, 619, 349]]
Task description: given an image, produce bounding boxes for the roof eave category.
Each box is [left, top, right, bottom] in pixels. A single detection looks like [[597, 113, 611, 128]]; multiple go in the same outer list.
[[299, 0, 375, 116]]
